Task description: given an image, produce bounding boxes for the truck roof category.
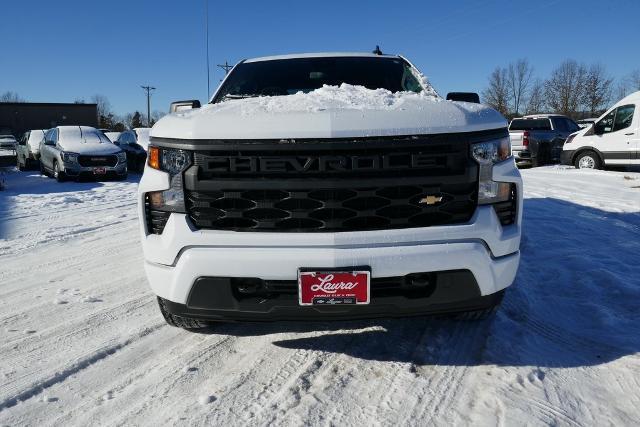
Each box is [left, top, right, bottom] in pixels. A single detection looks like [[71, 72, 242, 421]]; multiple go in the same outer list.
[[244, 52, 400, 63]]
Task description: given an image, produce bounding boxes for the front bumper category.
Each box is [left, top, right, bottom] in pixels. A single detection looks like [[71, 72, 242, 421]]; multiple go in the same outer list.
[[561, 149, 575, 165], [62, 162, 127, 178], [138, 159, 522, 320], [512, 148, 532, 165]]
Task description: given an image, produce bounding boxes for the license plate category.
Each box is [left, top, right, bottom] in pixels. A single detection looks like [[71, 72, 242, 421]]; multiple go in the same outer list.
[[298, 270, 370, 306], [93, 167, 106, 174]]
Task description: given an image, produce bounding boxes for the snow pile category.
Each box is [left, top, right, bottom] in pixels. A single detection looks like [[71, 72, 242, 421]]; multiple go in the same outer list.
[[1, 166, 640, 425], [191, 84, 443, 117]]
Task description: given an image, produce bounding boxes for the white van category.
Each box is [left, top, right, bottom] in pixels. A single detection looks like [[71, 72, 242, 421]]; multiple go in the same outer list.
[[562, 91, 640, 169]]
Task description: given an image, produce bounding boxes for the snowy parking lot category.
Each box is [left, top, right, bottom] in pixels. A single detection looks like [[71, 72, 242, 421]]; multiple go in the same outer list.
[[1, 166, 640, 426]]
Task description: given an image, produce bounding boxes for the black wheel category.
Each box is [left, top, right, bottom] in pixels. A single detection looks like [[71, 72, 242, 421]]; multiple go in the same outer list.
[[450, 290, 505, 320], [574, 151, 601, 170], [40, 161, 49, 177], [157, 297, 209, 330], [53, 161, 66, 182], [531, 145, 548, 167]]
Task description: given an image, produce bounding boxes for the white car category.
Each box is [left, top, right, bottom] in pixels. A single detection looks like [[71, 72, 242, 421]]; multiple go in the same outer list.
[[39, 126, 127, 181], [137, 52, 522, 329], [16, 129, 46, 170], [562, 91, 640, 169], [0, 135, 17, 149]]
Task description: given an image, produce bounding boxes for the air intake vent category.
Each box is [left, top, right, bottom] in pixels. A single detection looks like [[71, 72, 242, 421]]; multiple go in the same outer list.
[[145, 195, 171, 235]]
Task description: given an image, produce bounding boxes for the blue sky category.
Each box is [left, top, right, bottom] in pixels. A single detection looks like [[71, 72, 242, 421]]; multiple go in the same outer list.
[[1, 0, 639, 116]]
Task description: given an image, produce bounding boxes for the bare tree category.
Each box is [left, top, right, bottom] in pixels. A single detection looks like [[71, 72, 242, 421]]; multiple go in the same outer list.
[[544, 60, 587, 117], [90, 94, 112, 119], [482, 66, 511, 116], [506, 59, 533, 116], [581, 64, 613, 116], [0, 91, 25, 102], [525, 79, 546, 114], [625, 70, 640, 92]]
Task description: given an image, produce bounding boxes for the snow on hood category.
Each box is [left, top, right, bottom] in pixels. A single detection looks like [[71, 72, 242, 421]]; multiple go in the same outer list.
[[151, 84, 506, 140], [59, 126, 122, 155]]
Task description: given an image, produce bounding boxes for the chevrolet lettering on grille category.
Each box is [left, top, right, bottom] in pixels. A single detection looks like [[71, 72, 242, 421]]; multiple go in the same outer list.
[[206, 153, 439, 174]]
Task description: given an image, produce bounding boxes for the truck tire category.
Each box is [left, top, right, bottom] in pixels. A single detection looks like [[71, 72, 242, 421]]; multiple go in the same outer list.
[[53, 161, 66, 182], [40, 161, 50, 177], [450, 290, 504, 320], [157, 297, 210, 330], [531, 145, 548, 168], [574, 151, 601, 169], [17, 156, 25, 171]]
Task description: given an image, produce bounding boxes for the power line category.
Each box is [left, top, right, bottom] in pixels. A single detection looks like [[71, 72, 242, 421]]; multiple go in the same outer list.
[[140, 85, 156, 127]]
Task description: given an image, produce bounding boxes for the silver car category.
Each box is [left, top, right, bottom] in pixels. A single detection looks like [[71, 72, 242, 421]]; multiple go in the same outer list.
[[16, 129, 46, 170], [39, 126, 127, 182]]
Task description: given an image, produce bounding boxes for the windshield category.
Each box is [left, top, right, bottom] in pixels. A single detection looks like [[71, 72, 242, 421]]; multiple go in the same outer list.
[[213, 57, 424, 103], [509, 118, 552, 131]]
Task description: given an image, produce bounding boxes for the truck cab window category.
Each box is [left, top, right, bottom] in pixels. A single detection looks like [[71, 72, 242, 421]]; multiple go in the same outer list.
[[612, 105, 635, 132]]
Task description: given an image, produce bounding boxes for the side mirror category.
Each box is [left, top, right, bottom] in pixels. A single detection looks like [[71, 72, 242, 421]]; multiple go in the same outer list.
[[170, 99, 201, 113], [446, 92, 481, 104], [113, 141, 120, 146]]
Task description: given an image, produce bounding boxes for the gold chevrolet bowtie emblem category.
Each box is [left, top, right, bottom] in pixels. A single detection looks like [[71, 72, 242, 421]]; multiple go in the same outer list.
[[419, 195, 443, 205]]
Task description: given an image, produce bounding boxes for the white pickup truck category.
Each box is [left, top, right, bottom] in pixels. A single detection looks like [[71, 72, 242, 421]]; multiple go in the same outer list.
[[137, 52, 523, 329]]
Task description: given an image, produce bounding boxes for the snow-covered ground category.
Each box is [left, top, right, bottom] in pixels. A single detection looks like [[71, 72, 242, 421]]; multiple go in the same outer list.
[[1, 166, 639, 426]]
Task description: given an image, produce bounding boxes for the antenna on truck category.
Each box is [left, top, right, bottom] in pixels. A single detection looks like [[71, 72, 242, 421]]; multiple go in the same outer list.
[[372, 45, 383, 55]]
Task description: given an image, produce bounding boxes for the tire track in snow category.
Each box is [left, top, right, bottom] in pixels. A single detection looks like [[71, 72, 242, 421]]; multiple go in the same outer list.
[[0, 323, 163, 412]]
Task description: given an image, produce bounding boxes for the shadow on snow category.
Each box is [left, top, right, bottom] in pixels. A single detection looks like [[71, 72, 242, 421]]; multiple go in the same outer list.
[[207, 198, 640, 369]]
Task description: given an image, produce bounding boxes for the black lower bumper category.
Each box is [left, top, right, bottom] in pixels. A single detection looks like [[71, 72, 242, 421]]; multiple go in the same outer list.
[[162, 270, 503, 322], [561, 150, 575, 165]]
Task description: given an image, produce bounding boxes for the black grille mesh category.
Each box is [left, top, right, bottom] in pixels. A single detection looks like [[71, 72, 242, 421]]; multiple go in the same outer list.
[[78, 155, 118, 167], [186, 182, 477, 232]]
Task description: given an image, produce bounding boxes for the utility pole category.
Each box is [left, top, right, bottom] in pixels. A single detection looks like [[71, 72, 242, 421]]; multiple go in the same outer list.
[[205, 0, 210, 98], [140, 85, 156, 127], [217, 61, 233, 75]]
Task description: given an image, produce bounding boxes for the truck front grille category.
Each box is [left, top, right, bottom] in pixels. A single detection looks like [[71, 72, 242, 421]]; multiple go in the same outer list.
[[175, 132, 499, 232], [186, 183, 477, 232], [78, 155, 117, 167]]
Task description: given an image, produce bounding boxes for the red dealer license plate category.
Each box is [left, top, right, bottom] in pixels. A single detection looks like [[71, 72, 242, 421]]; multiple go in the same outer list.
[[93, 167, 106, 174], [298, 270, 370, 306]]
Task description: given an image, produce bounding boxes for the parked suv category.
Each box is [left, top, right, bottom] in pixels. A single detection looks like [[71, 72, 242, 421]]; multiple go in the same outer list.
[[138, 52, 522, 329], [16, 129, 46, 170], [509, 114, 580, 167], [112, 131, 147, 172], [40, 126, 127, 181], [562, 91, 640, 169]]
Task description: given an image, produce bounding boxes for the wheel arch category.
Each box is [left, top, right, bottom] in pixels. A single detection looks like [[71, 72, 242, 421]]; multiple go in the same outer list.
[[571, 147, 605, 165]]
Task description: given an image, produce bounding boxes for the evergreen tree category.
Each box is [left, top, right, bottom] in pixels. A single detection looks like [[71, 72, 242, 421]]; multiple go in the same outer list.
[[131, 111, 143, 128]]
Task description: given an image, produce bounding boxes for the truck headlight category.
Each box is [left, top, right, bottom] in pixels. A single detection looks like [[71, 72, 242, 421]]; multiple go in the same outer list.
[[61, 152, 79, 163], [471, 137, 512, 205], [146, 147, 192, 213], [116, 151, 127, 163]]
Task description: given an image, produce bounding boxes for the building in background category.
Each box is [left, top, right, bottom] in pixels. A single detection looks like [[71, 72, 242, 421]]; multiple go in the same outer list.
[[0, 103, 98, 136]]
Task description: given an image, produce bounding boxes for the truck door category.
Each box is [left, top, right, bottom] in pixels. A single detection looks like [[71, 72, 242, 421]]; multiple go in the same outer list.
[[591, 104, 636, 165]]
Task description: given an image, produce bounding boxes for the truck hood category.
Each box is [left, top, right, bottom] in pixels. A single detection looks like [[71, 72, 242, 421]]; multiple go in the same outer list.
[[151, 84, 507, 140], [61, 141, 122, 155]]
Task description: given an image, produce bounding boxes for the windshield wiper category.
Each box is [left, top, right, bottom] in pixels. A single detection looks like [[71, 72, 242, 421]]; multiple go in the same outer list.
[[221, 94, 258, 101]]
